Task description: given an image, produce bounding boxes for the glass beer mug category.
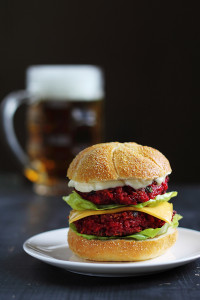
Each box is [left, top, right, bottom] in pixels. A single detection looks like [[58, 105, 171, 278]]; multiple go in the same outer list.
[[2, 65, 104, 195]]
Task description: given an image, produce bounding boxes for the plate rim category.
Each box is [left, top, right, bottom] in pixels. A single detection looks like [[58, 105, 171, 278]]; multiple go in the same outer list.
[[23, 227, 200, 269]]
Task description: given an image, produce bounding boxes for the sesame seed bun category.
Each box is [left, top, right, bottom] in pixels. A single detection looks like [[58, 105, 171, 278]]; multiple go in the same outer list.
[[68, 227, 177, 262], [67, 142, 171, 182]]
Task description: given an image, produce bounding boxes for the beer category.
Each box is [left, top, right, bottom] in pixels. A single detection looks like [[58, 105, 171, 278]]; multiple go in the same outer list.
[[25, 99, 104, 194], [21, 65, 105, 195]]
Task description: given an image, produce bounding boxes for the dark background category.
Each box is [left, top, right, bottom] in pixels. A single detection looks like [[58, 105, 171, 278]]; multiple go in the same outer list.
[[0, 1, 200, 183]]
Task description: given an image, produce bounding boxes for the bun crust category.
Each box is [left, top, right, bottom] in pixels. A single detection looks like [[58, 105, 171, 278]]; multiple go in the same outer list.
[[67, 142, 171, 182], [68, 227, 177, 262]]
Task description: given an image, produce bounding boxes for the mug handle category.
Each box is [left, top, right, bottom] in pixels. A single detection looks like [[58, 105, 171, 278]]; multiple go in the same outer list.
[[1, 90, 30, 168]]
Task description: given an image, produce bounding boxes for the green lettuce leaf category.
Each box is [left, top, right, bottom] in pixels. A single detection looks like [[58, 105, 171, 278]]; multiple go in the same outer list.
[[63, 192, 98, 210], [171, 214, 183, 228], [69, 214, 182, 241], [63, 191, 178, 211], [141, 191, 178, 208]]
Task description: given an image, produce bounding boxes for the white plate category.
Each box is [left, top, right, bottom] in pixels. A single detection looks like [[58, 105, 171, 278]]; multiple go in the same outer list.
[[23, 227, 200, 277]]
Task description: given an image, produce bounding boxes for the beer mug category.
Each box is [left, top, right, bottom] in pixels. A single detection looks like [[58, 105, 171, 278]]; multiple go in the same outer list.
[[1, 65, 104, 195]]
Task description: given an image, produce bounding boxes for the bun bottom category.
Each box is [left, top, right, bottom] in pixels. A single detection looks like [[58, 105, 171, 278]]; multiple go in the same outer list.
[[68, 227, 177, 261]]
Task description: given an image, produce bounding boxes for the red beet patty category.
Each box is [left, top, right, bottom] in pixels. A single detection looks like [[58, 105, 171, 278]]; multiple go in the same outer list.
[[74, 211, 167, 237], [76, 177, 169, 206]]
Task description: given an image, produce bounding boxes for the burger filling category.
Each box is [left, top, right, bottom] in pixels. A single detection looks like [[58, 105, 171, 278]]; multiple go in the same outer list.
[[76, 177, 169, 206], [73, 210, 176, 237]]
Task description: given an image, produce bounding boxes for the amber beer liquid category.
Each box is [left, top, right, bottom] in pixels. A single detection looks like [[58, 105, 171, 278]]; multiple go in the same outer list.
[[25, 99, 103, 191], [24, 66, 104, 195]]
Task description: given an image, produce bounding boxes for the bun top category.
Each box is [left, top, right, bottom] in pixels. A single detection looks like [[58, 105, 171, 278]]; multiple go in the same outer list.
[[67, 142, 172, 182]]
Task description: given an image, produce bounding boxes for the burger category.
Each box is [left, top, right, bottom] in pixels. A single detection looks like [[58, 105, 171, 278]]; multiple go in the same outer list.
[[63, 142, 182, 261]]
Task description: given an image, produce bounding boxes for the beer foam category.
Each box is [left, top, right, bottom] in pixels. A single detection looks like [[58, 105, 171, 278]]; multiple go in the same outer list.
[[26, 65, 104, 101]]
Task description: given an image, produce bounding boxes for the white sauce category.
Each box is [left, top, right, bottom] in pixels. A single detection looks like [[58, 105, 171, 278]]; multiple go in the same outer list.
[[68, 175, 169, 192]]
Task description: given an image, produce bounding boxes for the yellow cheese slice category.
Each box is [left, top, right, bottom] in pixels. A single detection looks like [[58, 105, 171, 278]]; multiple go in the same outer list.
[[69, 202, 173, 224]]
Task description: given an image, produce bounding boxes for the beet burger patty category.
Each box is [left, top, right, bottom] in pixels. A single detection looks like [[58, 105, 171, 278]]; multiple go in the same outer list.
[[76, 177, 169, 206], [74, 211, 167, 237], [64, 142, 182, 261]]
